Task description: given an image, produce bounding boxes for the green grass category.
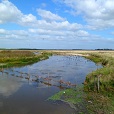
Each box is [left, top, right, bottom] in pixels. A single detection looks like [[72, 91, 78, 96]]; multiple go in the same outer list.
[[48, 86, 84, 105], [84, 53, 114, 113], [48, 85, 89, 113], [85, 54, 114, 94]]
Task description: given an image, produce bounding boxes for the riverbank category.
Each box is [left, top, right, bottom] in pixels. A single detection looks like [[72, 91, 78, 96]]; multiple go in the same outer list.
[[0, 50, 52, 69], [84, 52, 114, 114]]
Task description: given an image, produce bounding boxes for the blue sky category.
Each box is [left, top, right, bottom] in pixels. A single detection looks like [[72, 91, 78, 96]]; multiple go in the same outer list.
[[0, 0, 114, 49]]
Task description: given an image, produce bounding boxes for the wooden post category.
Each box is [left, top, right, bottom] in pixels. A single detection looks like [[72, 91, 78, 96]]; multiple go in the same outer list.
[[97, 75, 100, 92], [94, 75, 96, 91], [97, 74, 102, 92], [1, 65, 3, 76]]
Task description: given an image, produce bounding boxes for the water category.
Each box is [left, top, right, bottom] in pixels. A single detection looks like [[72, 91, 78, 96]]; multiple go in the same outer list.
[[0, 55, 102, 114]]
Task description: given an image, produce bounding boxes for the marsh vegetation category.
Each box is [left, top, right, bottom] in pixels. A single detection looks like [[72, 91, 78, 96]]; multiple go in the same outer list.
[[0, 50, 52, 68]]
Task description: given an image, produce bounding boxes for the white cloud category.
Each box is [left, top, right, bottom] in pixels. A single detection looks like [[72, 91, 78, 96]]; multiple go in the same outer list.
[[0, 0, 84, 42], [0, 1, 82, 29], [20, 14, 37, 26], [0, 29, 6, 34], [0, 0, 37, 25], [0, 29, 29, 40], [0, 0, 22, 24], [0, 0, 114, 49], [0, 28, 114, 49], [57, 0, 114, 29], [0, 27, 90, 42], [37, 9, 65, 22]]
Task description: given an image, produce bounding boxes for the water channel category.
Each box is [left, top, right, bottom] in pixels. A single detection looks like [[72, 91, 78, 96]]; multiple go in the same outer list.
[[0, 55, 102, 114]]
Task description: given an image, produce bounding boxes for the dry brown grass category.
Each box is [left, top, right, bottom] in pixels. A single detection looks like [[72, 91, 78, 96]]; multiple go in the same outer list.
[[45, 50, 114, 57]]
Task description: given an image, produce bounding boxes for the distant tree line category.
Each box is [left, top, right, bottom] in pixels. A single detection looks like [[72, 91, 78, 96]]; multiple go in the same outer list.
[[95, 49, 114, 50]]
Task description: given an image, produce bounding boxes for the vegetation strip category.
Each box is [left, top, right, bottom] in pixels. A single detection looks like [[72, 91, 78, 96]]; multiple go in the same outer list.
[[84, 53, 114, 114], [0, 50, 52, 68]]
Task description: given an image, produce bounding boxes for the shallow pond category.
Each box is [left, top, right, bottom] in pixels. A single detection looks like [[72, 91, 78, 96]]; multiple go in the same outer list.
[[0, 55, 102, 114]]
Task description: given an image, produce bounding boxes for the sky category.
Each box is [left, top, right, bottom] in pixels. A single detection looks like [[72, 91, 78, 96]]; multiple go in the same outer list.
[[0, 0, 114, 49]]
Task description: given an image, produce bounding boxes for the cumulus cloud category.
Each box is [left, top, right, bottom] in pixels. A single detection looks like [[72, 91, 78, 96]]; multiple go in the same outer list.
[[0, 27, 90, 41], [20, 14, 37, 26], [29, 28, 89, 37], [57, 0, 114, 29], [36, 20, 82, 30], [0, 0, 22, 24], [0, 0, 84, 42], [37, 9, 65, 22], [0, 0, 37, 25], [0, 0, 82, 29], [1, 0, 114, 49], [0, 29, 29, 40]]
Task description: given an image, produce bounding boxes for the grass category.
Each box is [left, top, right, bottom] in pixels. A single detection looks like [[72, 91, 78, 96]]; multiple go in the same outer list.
[[48, 85, 89, 113], [0, 50, 52, 68], [48, 87, 83, 104], [84, 53, 114, 94], [84, 52, 114, 114]]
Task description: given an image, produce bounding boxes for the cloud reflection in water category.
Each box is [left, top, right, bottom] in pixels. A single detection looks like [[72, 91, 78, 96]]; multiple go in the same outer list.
[[0, 74, 23, 97]]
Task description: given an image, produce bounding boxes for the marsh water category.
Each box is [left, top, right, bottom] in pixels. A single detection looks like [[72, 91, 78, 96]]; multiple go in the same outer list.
[[0, 55, 102, 114]]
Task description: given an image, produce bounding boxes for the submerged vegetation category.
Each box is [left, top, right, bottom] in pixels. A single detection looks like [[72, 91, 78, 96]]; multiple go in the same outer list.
[[0, 50, 52, 68]]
